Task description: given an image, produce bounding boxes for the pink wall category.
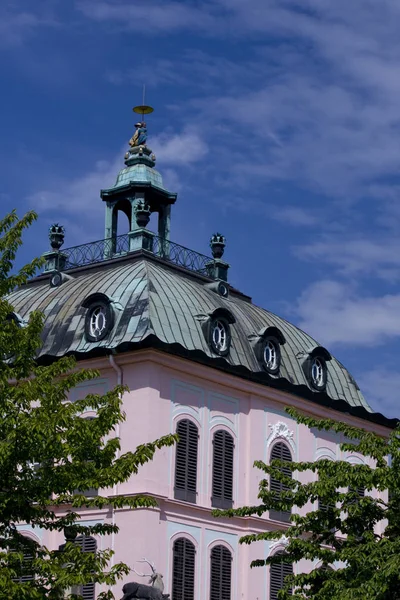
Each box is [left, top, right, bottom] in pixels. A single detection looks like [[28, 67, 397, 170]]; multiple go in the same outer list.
[[19, 350, 390, 599]]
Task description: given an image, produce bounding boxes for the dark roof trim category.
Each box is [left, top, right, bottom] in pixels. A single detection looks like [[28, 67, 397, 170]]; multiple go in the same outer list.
[[35, 336, 398, 430], [81, 292, 112, 309], [306, 345, 332, 361], [258, 326, 286, 345], [210, 307, 236, 324]]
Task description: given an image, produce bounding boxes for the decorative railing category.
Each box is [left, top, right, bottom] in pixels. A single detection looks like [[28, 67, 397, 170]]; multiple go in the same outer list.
[[60, 233, 213, 276]]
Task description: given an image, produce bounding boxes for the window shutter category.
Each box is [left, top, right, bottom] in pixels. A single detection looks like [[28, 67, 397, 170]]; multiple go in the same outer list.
[[10, 549, 34, 583], [318, 476, 335, 513], [270, 553, 293, 600], [210, 545, 232, 600], [349, 486, 365, 498], [212, 430, 234, 509], [269, 442, 292, 523], [75, 536, 97, 600], [172, 537, 196, 600], [174, 420, 198, 503]]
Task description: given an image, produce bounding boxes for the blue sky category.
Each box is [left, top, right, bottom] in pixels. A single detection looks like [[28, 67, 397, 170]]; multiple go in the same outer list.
[[3, 0, 400, 418]]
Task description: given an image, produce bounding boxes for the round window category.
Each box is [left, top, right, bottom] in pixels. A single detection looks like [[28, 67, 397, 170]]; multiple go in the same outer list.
[[210, 319, 230, 355], [263, 338, 280, 373], [85, 302, 113, 342], [310, 357, 327, 390]]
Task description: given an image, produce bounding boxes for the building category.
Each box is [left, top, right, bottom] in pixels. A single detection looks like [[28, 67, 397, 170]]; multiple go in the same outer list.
[[7, 112, 396, 600]]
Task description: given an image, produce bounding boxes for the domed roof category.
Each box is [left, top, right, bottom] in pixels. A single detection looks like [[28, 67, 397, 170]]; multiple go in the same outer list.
[[7, 251, 394, 428]]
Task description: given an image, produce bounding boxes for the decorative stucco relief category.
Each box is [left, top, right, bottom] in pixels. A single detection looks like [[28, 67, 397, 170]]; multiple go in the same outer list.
[[269, 535, 290, 554], [267, 421, 295, 452]]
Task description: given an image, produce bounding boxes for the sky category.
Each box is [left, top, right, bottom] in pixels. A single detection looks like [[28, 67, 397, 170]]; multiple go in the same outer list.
[[2, 0, 400, 418]]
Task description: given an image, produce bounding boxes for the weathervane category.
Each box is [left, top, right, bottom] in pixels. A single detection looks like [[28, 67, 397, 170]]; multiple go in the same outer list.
[[129, 85, 154, 148]]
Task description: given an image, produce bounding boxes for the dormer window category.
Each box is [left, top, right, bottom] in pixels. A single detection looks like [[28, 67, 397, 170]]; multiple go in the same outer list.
[[311, 357, 326, 389], [263, 338, 279, 372], [302, 346, 331, 391], [89, 305, 108, 340], [249, 326, 286, 375], [82, 294, 114, 342], [196, 307, 235, 357], [211, 319, 229, 354]]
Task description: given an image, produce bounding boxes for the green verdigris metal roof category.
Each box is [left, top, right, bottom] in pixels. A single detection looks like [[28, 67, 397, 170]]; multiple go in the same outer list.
[[7, 254, 394, 427], [113, 163, 164, 189]]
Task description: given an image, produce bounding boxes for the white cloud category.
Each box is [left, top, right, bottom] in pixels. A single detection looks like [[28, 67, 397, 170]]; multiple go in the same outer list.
[[295, 238, 400, 281], [0, 3, 58, 47], [152, 130, 208, 165], [28, 155, 121, 216], [357, 368, 400, 419], [293, 280, 400, 347], [270, 206, 320, 227], [77, 0, 215, 33]]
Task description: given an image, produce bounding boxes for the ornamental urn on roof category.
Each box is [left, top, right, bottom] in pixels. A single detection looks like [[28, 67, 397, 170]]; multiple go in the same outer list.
[[210, 233, 226, 259], [49, 224, 65, 251]]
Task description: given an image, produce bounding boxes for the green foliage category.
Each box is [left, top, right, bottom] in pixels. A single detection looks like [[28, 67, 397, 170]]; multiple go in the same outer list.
[[0, 211, 178, 598], [214, 407, 400, 600]]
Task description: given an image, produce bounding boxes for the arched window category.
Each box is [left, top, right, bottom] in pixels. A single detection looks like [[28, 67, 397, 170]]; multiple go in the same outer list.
[[212, 430, 234, 509], [270, 552, 293, 600], [75, 535, 97, 600], [269, 442, 292, 523], [172, 537, 196, 600], [210, 545, 232, 600], [174, 419, 198, 503]]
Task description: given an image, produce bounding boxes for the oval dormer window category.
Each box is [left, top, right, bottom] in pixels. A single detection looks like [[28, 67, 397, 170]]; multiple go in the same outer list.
[[84, 299, 114, 342], [263, 337, 281, 374], [211, 319, 230, 356], [310, 356, 327, 390]]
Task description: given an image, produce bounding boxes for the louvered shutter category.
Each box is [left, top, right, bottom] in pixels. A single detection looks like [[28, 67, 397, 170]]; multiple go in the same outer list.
[[10, 549, 34, 583], [269, 442, 292, 523], [270, 553, 293, 600], [172, 538, 196, 600], [318, 475, 335, 513], [75, 536, 97, 600], [212, 430, 234, 509], [175, 420, 198, 503], [210, 545, 232, 600], [349, 486, 365, 500]]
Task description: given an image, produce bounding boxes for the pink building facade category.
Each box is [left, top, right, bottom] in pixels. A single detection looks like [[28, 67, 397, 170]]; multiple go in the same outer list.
[[9, 116, 395, 599]]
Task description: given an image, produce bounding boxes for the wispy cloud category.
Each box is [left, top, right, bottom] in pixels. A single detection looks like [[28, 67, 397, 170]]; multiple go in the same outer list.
[[293, 280, 400, 347], [0, 2, 59, 47], [295, 238, 400, 281], [270, 206, 320, 227], [76, 0, 216, 33], [27, 153, 122, 242], [357, 368, 400, 419], [152, 129, 208, 165]]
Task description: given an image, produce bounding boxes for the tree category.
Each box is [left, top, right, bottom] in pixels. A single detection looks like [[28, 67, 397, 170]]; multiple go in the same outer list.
[[214, 407, 400, 600], [0, 210, 177, 599]]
